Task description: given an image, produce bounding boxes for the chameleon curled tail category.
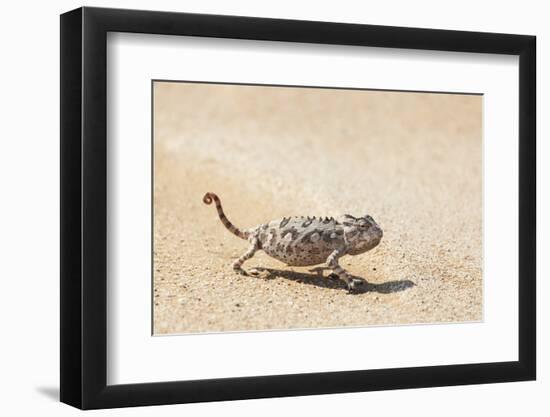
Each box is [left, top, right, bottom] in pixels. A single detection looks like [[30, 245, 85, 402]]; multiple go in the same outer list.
[[203, 192, 248, 240]]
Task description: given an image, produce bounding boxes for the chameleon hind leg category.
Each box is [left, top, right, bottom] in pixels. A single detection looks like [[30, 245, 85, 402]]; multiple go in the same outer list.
[[232, 238, 260, 276], [327, 249, 365, 293]]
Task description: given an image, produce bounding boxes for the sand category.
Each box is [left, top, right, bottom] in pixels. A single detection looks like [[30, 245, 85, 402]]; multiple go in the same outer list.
[[153, 82, 482, 335]]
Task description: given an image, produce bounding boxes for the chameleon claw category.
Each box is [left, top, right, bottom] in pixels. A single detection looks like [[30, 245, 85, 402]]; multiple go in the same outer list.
[[347, 278, 366, 294], [233, 267, 248, 276]]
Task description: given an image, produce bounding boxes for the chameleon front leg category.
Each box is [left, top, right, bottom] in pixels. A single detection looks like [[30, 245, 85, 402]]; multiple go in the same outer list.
[[232, 238, 260, 275], [326, 249, 364, 293]]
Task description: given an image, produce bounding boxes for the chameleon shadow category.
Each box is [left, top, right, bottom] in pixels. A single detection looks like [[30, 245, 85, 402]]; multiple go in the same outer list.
[[252, 267, 415, 294]]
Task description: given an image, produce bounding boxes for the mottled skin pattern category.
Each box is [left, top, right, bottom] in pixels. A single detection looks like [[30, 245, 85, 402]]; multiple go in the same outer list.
[[203, 192, 383, 293]]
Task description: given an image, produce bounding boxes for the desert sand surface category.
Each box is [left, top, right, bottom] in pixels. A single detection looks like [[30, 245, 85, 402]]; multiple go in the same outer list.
[[153, 82, 482, 335]]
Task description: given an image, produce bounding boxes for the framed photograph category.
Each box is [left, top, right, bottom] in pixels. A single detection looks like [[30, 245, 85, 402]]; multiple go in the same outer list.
[[60, 6, 536, 409]]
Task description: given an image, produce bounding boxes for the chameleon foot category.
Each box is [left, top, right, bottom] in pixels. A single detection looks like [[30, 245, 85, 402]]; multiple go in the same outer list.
[[233, 267, 248, 276], [347, 278, 366, 294]]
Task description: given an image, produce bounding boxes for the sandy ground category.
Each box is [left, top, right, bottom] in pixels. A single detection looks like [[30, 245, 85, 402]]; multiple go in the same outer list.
[[153, 82, 482, 335]]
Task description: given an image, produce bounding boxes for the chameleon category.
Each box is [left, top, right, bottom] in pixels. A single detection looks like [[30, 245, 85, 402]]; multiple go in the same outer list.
[[203, 192, 383, 293]]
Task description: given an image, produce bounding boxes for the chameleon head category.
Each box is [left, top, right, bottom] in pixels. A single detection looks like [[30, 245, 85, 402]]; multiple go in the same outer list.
[[341, 214, 383, 255]]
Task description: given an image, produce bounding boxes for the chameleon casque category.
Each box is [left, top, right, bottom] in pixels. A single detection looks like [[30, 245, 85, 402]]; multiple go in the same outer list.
[[203, 192, 383, 293]]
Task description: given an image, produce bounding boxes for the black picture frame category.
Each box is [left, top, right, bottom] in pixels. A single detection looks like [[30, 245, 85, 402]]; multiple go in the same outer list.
[[60, 6, 536, 410]]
